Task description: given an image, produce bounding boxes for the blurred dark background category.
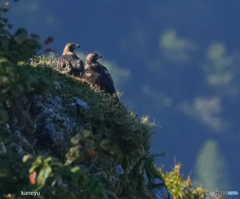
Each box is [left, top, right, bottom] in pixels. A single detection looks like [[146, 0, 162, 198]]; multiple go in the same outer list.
[[5, 0, 240, 196]]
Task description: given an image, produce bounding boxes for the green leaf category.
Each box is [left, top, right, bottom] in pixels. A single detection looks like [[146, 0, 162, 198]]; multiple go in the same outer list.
[[37, 165, 52, 186], [71, 166, 80, 173], [70, 133, 81, 145], [22, 154, 34, 162], [43, 157, 53, 164], [82, 130, 92, 140], [0, 59, 8, 64]]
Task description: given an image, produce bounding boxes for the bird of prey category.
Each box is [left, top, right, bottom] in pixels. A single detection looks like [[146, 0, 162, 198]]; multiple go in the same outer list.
[[84, 52, 117, 95], [57, 42, 84, 77]]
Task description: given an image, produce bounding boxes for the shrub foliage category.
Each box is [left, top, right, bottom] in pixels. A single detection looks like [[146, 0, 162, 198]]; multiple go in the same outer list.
[[159, 164, 209, 199]]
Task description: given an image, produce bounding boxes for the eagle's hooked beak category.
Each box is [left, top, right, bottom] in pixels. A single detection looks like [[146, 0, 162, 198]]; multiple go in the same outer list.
[[75, 44, 80, 48], [97, 55, 102, 59]]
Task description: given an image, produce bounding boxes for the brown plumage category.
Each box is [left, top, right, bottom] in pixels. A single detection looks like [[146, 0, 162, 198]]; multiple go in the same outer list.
[[57, 43, 84, 77], [84, 52, 117, 95]]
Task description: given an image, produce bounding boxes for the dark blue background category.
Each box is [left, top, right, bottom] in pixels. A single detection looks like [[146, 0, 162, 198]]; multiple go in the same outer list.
[[5, 0, 240, 195]]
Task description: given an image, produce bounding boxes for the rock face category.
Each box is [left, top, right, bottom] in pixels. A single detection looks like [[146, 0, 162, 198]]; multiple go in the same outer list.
[[31, 94, 74, 143], [7, 94, 88, 158], [153, 187, 174, 199]]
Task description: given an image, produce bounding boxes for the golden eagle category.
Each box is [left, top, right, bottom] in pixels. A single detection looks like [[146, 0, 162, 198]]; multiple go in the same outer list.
[[57, 43, 84, 77], [84, 52, 117, 95]]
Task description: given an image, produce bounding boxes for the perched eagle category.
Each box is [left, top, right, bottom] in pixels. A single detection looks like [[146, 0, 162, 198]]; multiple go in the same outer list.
[[57, 43, 84, 77], [84, 52, 117, 95]]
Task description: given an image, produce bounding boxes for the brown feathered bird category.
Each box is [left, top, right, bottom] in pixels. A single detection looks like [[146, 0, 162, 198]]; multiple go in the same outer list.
[[57, 43, 84, 77], [84, 52, 117, 95]]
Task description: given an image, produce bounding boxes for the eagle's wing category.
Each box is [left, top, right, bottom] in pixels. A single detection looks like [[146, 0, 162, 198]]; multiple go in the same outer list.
[[102, 65, 114, 84], [58, 55, 84, 77], [84, 68, 101, 91], [84, 64, 116, 94], [99, 65, 116, 94], [71, 59, 83, 70], [70, 58, 84, 76]]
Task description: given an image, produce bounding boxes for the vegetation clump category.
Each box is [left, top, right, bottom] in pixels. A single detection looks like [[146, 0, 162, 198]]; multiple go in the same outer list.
[[159, 164, 209, 199]]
